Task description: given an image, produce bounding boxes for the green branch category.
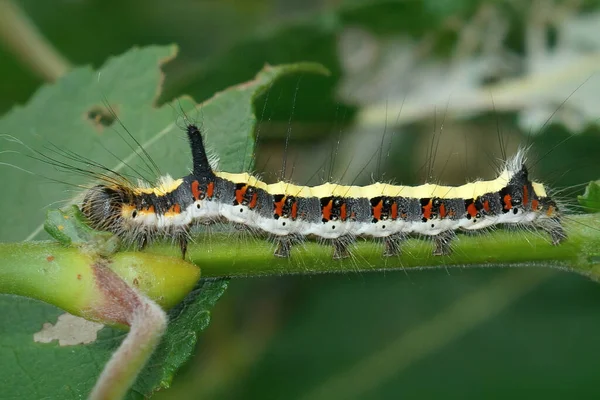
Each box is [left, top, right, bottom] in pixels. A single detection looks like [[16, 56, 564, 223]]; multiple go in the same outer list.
[[1, 214, 599, 309], [146, 214, 600, 278], [0, 242, 200, 318], [0, 0, 71, 81]]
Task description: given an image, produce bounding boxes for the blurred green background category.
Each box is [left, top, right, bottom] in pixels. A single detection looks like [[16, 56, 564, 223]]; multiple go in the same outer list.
[[2, 0, 600, 399]]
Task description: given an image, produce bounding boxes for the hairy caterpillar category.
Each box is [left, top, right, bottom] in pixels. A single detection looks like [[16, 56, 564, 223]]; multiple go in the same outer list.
[[80, 122, 566, 260]]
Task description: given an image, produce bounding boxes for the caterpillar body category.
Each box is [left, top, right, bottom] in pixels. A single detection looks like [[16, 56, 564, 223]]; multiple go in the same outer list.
[[81, 123, 566, 259]]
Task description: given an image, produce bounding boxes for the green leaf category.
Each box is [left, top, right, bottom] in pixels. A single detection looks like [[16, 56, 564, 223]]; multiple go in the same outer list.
[[578, 180, 600, 213], [0, 280, 228, 400], [0, 45, 326, 398], [44, 206, 119, 255], [1, 45, 179, 242]]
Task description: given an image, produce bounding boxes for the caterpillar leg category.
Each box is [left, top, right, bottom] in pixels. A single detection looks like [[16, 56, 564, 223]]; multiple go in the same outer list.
[[233, 222, 248, 231], [137, 233, 148, 251], [332, 238, 350, 260], [383, 233, 406, 257], [176, 230, 189, 259], [433, 230, 456, 256], [550, 226, 567, 245], [538, 217, 567, 246], [274, 237, 292, 258]]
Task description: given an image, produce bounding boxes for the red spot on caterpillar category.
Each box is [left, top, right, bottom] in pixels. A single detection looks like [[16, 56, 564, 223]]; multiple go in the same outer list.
[[46, 255, 54, 262], [322, 199, 333, 221], [249, 192, 258, 209], [235, 185, 247, 205], [340, 203, 347, 221], [483, 200, 490, 212], [523, 185, 529, 206], [274, 197, 285, 217], [503, 194, 513, 210], [390, 202, 398, 220], [372, 200, 383, 220], [291, 200, 298, 219], [206, 182, 214, 199], [439, 203, 447, 218], [191, 180, 201, 200], [422, 199, 433, 220], [532, 199, 539, 210], [467, 202, 478, 218], [172, 204, 181, 213]]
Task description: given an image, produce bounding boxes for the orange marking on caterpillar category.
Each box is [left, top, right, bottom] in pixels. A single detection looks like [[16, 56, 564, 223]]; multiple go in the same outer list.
[[503, 194, 513, 210], [322, 199, 333, 221], [249, 192, 258, 209], [372, 200, 383, 220], [139, 205, 155, 215], [523, 185, 529, 206], [274, 198, 285, 217], [532, 199, 539, 210], [483, 200, 490, 212], [121, 204, 136, 218], [439, 203, 447, 218], [191, 180, 201, 200], [235, 186, 247, 205], [340, 203, 347, 221], [291, 200, 298, 219], [422, 199, 433, 220], [206, 182, 214, 198], [390, 202, 398, 220], [467, 202, 478, 218], [172, 204, 181, 213], [546, 205, 555, 217]]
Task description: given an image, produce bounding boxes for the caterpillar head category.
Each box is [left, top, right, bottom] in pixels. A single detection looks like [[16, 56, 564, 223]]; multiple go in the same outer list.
[[81, 185, 126, 233]]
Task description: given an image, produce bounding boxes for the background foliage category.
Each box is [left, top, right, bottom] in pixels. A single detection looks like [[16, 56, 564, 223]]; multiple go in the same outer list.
[[2, 0, 600, 399]]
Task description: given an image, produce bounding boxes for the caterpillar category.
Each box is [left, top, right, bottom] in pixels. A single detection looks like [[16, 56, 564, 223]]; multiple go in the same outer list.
[[80, 122, 566, 260]]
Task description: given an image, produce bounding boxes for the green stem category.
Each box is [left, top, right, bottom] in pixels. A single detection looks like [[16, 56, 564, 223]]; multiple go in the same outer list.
[[0, 242, 200, 322], [0, 215, 599, 306], [0, 0, 71, 81], [149, 214, 600, 278]]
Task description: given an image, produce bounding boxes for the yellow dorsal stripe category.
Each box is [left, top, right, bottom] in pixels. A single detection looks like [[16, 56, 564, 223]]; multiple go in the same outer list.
[[132, 178, 184, 196], [215, 171, 548, 199]]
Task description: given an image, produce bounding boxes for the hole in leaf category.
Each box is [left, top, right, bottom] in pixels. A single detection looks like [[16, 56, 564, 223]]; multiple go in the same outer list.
[[87, 105, 117, 130]]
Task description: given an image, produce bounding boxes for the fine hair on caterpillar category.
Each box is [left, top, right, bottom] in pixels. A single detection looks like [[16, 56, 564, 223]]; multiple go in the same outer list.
[[78, 117, 567, 260]]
